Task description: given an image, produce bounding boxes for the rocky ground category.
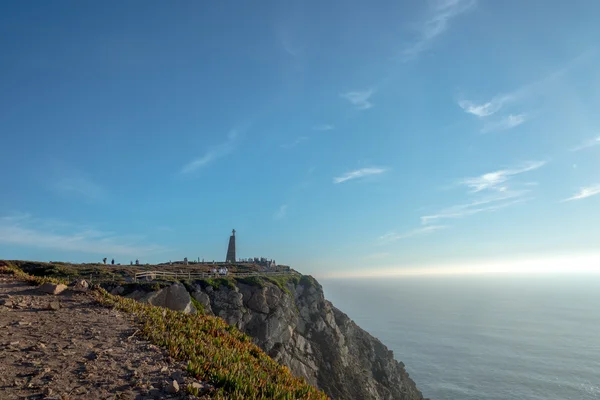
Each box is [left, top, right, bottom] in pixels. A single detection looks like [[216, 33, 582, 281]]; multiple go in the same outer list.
[[0, 276, 209, 400]]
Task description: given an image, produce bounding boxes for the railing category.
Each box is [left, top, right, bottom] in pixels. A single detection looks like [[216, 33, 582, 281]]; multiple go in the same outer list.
[[133, 270, 297, 282]]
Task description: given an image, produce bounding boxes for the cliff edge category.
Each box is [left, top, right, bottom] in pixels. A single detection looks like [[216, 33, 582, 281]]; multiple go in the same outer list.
[[125, 275, 425, 400]]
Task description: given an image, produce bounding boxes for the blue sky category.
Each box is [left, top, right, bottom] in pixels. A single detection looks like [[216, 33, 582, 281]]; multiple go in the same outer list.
[[1, 1, 599, 277]]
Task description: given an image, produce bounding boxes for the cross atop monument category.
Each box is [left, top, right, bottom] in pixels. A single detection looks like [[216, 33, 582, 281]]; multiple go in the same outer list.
[[232, 229, 236, 236]]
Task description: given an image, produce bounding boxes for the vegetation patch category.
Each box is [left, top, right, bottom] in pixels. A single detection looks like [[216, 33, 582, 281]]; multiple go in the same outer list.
[[234, 276, 266, 289], [1, 261, 328, 399], [195, 277, 236, 291], [299, 275, 320, 291], [189, 295, 205, 314]]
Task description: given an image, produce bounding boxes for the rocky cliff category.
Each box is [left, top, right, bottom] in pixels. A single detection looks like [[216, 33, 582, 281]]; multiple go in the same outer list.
[[122, 275, 425, 400]]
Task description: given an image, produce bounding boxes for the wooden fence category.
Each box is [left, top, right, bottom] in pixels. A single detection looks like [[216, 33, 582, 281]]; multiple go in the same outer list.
[[133, 270, 297, 282]]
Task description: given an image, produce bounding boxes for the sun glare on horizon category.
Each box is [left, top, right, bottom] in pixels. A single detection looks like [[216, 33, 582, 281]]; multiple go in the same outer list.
[[318, 254, 600, 279]]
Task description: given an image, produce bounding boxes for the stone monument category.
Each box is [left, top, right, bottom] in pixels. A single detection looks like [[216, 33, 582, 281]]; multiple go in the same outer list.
[[226, 229, 236, 263]]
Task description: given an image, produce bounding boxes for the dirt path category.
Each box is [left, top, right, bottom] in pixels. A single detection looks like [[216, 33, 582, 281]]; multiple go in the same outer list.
[[0, 276, 203, 400]]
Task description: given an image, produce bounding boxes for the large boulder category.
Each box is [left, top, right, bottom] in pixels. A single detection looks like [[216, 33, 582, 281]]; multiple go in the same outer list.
[[144, 283, 196, 314], [38, 283, 67, 295]]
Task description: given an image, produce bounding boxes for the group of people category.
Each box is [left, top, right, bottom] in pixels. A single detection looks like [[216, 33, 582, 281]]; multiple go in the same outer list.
[[211, 267, 228, 276]]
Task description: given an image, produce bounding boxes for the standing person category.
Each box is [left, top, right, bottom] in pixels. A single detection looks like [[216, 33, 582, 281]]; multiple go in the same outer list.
[[111, 259, 115, 265], [103, 257, 107, 265]]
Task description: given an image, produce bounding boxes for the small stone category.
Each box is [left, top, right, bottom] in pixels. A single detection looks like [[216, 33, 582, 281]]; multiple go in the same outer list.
[[48, 301, 60, 311], [71, 279, 89, 292], [167, 380, 179, 394], [43, 387, 53, 396], [191, 382, 203, 390]]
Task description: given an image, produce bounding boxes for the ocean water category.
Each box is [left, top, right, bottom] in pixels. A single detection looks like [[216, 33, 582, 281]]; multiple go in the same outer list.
[[320, 275, 600, 400]]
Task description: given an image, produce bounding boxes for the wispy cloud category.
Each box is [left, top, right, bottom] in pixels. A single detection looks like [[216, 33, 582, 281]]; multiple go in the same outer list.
[[570, 135, 600, 152], [51, 169, 107, 202], [379, 225, 447, 243], [333, 167, 387, 184], [481, 113, 528, 133], [181, 129, 239, 174], [420, 160, 546, 225], [0, 214, 165, 256], [460, 161, 546, 193], [340, 89, 375, 110], [402, 0, 477, 61], [561, 185, 600, 202], [458, 95, 512, 117], [313, 124, 335, 131], [281, 136, 308, 149], [421, 193, 530, 225], [273, 204, 288, 220]]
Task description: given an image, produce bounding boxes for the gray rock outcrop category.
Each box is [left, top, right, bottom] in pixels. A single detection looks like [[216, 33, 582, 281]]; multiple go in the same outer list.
[[143, 283, 196, 314], [191, 277, 425, 400], [119, 276, 424, 400]]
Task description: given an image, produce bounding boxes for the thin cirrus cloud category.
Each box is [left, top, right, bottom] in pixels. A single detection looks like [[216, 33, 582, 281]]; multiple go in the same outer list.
[[281, 136, 308, 149], [273, 204, 288, 220], [181, 129, 238, 174], [481, 113, 528, 133], [561, 185, 600, 202], [460, 160, 546, 193], [420, 160, 546, 225], [421, 193, 530, 225], [54, 175, 107, 202], [570, 135, 600, 152], [458, 95, 512, 117], [333, 167, 387, 184], [0, 214, 165, 257], [313, 124, 335, 131], [340, 89, 375, 110], [402, 0, 477, 61], [378, 225, 447, 244]]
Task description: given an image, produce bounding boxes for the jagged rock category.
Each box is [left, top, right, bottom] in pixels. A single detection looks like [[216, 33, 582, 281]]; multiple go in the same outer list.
[[207, 286, 245, 327], [192, 291, 212, 314], [110, 286, 124, 295], [198, 277, 425, 400], [71, 279, 89, 292], [48, 301, 60, 311], [167, 379, 179, 393], [123, 275, 424, 400], [144, 283, 196, 314], [38, 283, 67, 295]]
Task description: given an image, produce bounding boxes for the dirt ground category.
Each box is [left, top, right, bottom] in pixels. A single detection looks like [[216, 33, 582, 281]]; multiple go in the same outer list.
[[0, 276, 208, 400]]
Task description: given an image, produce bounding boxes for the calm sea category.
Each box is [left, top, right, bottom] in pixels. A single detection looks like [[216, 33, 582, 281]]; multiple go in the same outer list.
[[320, 275, 600, 400]]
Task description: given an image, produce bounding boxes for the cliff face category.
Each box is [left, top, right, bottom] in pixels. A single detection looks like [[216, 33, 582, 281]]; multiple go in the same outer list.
[[180, 276, 425, 400]]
